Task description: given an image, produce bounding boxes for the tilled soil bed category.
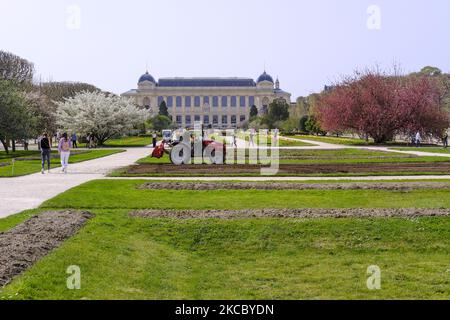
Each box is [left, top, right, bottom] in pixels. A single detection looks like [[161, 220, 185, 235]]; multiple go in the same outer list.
[[0, 210, 93, 287], [126, 162, 450, 175], [130, 208, 450, 219], [138, 181, 450, 191]]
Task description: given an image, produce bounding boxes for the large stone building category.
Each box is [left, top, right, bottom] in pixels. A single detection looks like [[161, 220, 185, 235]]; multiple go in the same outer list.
[[122, 70, 292, 129]]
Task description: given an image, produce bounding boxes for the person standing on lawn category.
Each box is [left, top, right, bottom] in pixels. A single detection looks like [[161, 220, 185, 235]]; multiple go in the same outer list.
[[415, 131, 422, 147], [58, 133, 72, 174], [39, 133, 51, 174], [152, 132, 157, 148], [71, 133, 78, 148]]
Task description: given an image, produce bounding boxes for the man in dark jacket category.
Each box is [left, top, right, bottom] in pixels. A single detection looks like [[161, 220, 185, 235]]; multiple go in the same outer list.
[[39, 133, 51, 174]]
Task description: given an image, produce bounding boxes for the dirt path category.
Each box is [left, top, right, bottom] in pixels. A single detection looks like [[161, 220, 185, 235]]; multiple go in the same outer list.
[[138, 181, 450, 191], [130, 208, 450, 219], [126, 162, 450, 175], [0, 210, 93, 287]]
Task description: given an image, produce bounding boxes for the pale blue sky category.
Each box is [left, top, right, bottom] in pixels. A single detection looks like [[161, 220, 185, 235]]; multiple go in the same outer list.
[[0, 0, 448, 98]]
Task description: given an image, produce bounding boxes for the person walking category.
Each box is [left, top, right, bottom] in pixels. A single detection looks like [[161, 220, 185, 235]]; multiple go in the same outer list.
[[249, 129, 255, 147], [71, 133, 78, 148], [152, 132, 157, 148], [415, 131, 422, 148], [443, 130, 449, 148], [39, 133, 51, 174], [232, 131, 237, 148], [58, 133, 72, 174]]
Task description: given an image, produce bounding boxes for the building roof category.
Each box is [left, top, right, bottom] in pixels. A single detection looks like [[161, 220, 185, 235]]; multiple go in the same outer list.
[[138, 71, 156, 83], [257, 71, 274, 83], [157, 77, 256, 88]]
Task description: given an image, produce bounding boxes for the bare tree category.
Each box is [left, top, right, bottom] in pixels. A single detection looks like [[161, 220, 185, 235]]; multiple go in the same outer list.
[[0, 51, 34, 85], [38, 81, 100, 101]]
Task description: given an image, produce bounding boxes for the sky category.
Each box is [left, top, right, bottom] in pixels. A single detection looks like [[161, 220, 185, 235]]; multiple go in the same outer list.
[[0, 0, 449, 99]]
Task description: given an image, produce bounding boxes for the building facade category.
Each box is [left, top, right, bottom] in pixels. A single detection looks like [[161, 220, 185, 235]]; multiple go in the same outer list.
[[122, 70, 292, 129]]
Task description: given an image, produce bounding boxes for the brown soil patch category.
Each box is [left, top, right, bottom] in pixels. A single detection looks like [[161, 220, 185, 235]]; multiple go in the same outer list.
[[130, 208, 450, 219], [0, 210, 93, 287], [126, 162, 450, 175], [138, 181, 450, 191]]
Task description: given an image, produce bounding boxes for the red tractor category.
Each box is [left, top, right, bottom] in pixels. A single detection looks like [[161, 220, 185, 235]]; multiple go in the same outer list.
[[152, 130, 226, 165]]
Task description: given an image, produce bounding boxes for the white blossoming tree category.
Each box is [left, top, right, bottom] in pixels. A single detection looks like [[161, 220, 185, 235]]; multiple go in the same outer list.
[[56, 91, 150, 145]]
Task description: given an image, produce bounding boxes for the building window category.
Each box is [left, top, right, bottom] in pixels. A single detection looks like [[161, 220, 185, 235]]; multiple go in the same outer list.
[[176, 96, 182, 108], [240, 115, 246, 123], [185, 115, 191, 125], [249, 96, 255, 107], [222, 115, 228, 124], [167, 96, 174, 107], [240, 96, 246, 107], [158, 96, 164, 106], [213, 115, 219, 125], [176, 115, 182, 125], [203, 115, 210, 124], [231, 115, 237, 125], [213, 96, 219, 107], [194, 96, 201, 107], [185, 96, 191, 107], [221, 96, 228, 107], [231, 96, 237, 107], [203, 96, 210, 105], [194, 115, 201, 122]]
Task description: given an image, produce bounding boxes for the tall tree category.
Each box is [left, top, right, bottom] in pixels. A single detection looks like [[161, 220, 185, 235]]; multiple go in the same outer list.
[[56, 91, 149, 146], [268, 98, 290, 123], [38, 81, 100, 101], [316, 70, 449, 143], [0, 80, 32, 153], [25, 91, 57, 138], [0, 51, 34, 85], [250, 105, 258, 119], [159, 100, 169, 117]]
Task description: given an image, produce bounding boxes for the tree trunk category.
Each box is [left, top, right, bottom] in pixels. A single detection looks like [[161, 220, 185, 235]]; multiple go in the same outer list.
[[12, 140, 16, 152], [0, 138, 9, 154]]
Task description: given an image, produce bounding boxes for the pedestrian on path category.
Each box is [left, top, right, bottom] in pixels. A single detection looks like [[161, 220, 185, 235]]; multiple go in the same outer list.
[[249, 129, 255, 147], [415, 131, 422, 148], [39, 133, 51, 174], [152, 132, 157, 148], [58, 133, 72, 174], [274, 128, 279, 143], [443, 130, 449, 148], [71, 133, 78, 148], [232, 131, 237, 148]]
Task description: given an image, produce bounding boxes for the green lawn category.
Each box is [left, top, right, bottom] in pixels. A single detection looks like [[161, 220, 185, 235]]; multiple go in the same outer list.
[[40, 180, 450, 209], [0, 179, 449, 299], [135, 149, 448, 166], [391, 147, 450, 154], [103, 136, 152, 147], [0, 149, 124, 177], [291, 135, 372, 145], [111, 148, 450, 177], [239, 134, 315, 147]]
